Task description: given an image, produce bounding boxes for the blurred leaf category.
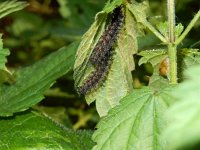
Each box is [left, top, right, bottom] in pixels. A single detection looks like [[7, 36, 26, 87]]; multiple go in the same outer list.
[[0, 35, 9, 69], [44, 88, 75, 98], [0, 69, 15, 84], [92, 86, 175, 150], [57, 0, 71, 18], [0, 0, 27, 19], [8, 11, 44, 38], [180, 48, 200, 68], [33, 106, 73, 128], [0, 42, 78, 116], [138, 49, 167, 66], [165, 65, 200, 150], [0, 111, 94, 149], [0, 34, 15, 84], [59, 0, 106, 28]]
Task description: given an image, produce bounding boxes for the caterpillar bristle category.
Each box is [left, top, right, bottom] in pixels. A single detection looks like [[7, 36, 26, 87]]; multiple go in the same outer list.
[[89, 5, 124, 66]]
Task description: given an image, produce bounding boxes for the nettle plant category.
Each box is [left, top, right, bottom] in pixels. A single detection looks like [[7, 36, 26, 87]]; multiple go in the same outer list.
[[0, 0, 200, 149]]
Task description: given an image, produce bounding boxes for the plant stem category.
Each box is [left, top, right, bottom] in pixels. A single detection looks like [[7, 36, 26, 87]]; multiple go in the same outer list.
[[168, 44, 177, 83], [167, 0, 177, 83], [167, 0, 175, 43], [144, 21, 167, 43], [175, 10, 200, 45]]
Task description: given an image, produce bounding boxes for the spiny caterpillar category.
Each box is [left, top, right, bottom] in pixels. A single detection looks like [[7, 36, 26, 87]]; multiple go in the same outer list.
[[77, 50, 112, 95], [89, 5, 124, 66], [77, 5, 124, 95]]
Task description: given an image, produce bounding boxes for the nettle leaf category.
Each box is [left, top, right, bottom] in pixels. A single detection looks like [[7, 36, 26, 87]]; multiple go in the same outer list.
[[101, 0, 123, 14], [0, 0, 28, 19], [138, 49, 167, 66], [0, 34, 15, 84], [127, 1, 149, 25], [92, 86, 175, 150], [157, 22, 184, 39], [0, 111, 94, 149], [156, 22, 184, 40], [74, 1, 138, 116], [180, 48, 200, 68], [165, 65, 200, 150], [156, 21, 168, 39], [175, 23, 184, 38], [73, 5, 109, 89], [138, 49, 169, 87], [89, 8, 138, 117], [0, 42, 78, 116]]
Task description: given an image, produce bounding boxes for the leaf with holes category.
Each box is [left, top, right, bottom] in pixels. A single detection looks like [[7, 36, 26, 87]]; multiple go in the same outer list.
[[138, 49, 167, 66]]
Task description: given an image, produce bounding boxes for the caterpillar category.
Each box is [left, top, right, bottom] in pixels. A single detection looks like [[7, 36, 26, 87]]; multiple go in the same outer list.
[[77, 50, 112, 95], [77, 5, 124, 95], [89, 5, 124, 66]]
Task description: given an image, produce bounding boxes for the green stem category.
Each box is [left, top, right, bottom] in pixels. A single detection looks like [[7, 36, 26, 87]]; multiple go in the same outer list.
[[144, 21, 167, 43], [167, 0, 175, 43], [167, 0, 177, 83], [175, 10, 200, 45], [168, 44, 177, 83]]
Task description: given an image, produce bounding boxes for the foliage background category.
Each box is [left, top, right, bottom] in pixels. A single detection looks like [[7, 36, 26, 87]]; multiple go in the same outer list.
[[1, 0, 200, 130]]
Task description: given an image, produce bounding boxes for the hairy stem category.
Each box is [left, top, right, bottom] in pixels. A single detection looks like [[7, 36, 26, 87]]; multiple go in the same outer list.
[[144, 21, 167, 43], [175, 10, 200, 45], [167, 0, 177, 84], [167, 0, 175, 43], [168, 44, 177, 83]]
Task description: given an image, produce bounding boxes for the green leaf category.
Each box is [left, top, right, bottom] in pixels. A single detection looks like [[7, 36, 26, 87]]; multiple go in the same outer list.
[[156, 21, 168, 39], [0, 35, 9, 69], [127, 1, 149, 25], [92, 86, 175, 150], [0, 111, 94, 149], [156, 22, 184, 40], [73, 11, 107, 89], [165, 65, 200, 150], [74, 3, 138, 116], [0, 0, 28, 19], [0, 42, 78, 116], [138, 49, 167, 66], [138, 49, 169, 91], [0, 34, 15, 84], [175, 23, 184, 38], [180, 48, 200, 68], [99, 0, 123, 15], [0, 69, 15, 84]]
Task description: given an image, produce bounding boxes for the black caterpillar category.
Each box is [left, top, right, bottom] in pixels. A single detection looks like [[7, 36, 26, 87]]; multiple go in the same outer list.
[[77, 50, 112, 95], [89, 5, 124, 66], [77, 6, 124, 95]]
